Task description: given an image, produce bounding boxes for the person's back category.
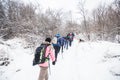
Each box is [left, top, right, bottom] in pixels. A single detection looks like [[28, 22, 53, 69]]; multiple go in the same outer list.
[[52, 37, 60, 54], [53, 44, 60, 53], [57, 37, 65, 52], [52, 43, 60, 62], [67, 33, 74, 46], [63, 36, 69, 49], [68, 33, 73, 41], [33, 43, 50, 66], [57, 37, 65, 46], [52, 37, 60, 63], [39, 42, 55, 67], [38, 37, 55, 80]]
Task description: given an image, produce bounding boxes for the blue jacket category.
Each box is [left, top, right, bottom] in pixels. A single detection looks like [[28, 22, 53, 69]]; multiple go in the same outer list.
[[52, 43, 60, 54], [57, 37, 65, 46]]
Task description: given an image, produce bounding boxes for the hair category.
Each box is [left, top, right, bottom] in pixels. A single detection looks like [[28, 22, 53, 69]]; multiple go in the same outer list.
[[45, 37, 51, 43]]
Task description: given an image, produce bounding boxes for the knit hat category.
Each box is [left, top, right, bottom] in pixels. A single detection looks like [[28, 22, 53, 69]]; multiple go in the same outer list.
[[45, 37, 51, 43]]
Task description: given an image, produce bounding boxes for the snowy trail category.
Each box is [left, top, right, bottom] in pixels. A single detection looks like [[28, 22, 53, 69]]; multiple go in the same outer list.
[[49, 39, 120, 80], [0, 38, 120, 80]]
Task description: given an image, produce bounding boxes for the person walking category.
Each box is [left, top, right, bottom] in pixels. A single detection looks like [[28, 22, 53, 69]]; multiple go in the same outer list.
[[57, 37, 65, 53], [52, 37, 60, 64], [38, 37, 55, 80], [67, 32, 74, 47]]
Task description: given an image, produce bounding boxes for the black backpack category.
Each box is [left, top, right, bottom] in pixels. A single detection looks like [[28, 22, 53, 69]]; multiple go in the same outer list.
[[33, 43, 50, 66]]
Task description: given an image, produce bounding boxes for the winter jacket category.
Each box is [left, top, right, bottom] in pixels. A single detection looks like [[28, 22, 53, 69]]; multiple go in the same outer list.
[[39, 42, 55, 67], [67, 33, 74, 41], [52, 43, 60, 54], [57, 37, 65, 46]]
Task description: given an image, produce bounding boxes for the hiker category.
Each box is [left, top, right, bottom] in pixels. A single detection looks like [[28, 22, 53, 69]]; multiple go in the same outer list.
[[52, 37, 60, 64], [38, 37, 55, 80], [67, 32, 74, 47], [63, 36, 69, 49], [55, 34, 64, 52], [57, 37, 65, 53]]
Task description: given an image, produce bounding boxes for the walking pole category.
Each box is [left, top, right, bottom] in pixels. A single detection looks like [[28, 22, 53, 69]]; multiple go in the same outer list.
[[48, 60, 51, 75], [61, 46, 64, 59], [61, 51, 64, 59]]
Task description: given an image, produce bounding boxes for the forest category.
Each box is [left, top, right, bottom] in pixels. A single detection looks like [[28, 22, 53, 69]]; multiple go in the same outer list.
[[0, 0, 120, 47]]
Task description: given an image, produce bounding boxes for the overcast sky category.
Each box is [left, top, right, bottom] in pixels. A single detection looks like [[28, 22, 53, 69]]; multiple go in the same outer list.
[[20, 0, 114, 20]]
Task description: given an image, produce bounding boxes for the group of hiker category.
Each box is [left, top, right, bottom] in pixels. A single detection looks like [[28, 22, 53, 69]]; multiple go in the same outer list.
[[33, 32, 75, 80], [52, 32, 75, 63]]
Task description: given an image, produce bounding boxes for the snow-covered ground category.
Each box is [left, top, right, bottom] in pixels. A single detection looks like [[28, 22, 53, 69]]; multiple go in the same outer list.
[[0, 38, 120, 80]]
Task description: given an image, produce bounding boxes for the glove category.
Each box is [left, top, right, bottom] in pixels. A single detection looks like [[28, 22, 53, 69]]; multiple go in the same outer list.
[[52, 61, 56, 65]]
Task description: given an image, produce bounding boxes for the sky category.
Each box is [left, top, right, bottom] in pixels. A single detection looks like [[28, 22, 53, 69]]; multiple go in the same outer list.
[[0, 36, 120, 80], [20, 0, 114, 20], [21, 0, 114, 11]]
